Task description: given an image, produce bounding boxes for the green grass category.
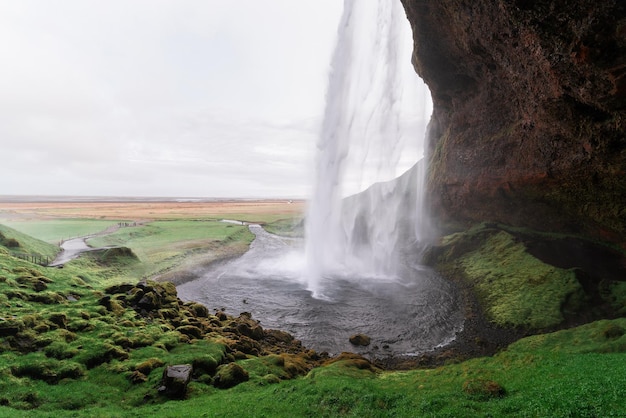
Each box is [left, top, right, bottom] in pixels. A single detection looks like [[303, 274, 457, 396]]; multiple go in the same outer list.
[[2, 316, 624, 417], [86, 220, 254, 279], [459, 231, 583, 328], [0, 224, 60, 259], [1, 221, 625, 417], [263, 217, 304, 237], [2, 219, 120, 243]]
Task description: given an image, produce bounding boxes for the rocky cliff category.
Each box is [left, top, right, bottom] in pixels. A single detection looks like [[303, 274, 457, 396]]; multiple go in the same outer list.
[[400, 0, 626, 247]]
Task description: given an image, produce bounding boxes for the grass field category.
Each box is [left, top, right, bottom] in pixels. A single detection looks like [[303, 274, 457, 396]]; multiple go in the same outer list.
[[0, 200, 625, 417], [1, 219, 121, 243], [87, 220, 254, 280]]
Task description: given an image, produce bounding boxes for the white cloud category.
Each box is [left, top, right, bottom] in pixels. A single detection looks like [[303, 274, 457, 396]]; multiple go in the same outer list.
[[0, 0, 341, 197]]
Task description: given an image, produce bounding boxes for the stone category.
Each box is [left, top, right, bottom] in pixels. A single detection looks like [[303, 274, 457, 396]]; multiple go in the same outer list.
[[400, 0, 626, 246], [349, 334, 371, 346], [0, 319, 23, 336], [213, 363, 249, 389], [158, 364, 193, 399]]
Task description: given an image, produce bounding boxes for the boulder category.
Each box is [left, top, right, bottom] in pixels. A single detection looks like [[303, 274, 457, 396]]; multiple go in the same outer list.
[[213, 363, 249, 389], [158, 364, 193, 399], [349, 334, 371, 346]]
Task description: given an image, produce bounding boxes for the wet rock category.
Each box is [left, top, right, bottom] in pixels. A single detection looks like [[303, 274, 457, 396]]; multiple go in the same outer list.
[[349, 334, 371, 346], [264, 329, 294, 344], [213, 363, 249, 389], [236, 323, 264, 341], [401, 0, 626, 244], [158, 364, 193, 398]]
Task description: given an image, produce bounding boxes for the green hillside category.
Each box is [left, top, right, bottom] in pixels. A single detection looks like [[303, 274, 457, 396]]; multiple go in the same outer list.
[[0, 224, 59, 260]]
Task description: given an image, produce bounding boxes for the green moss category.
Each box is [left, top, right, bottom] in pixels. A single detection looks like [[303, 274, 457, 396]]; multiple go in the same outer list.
[[459, 231, 583, 328], [134, 357, 165, 375], [44, 341, 79, 360], [608, 281, 626, 314]]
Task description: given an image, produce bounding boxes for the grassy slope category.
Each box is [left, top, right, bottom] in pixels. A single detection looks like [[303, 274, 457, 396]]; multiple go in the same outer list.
[[0, 224, 59, 259], [430, 223, 626, 330], [2, 219, 121, 243], [0, 222, 625, 416], [87, 220, 254, 279]]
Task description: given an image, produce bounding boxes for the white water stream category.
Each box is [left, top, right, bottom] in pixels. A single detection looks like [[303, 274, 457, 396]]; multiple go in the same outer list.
[[304, 0, 433, 298], [179, 1, 463, 357]]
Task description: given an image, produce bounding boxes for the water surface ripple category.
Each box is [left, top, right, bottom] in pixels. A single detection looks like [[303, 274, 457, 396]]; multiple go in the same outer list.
[[178, 225, 463, 358]]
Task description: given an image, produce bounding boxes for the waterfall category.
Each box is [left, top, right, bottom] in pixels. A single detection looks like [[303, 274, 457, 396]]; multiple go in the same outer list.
[[305, 0, 433, 298]]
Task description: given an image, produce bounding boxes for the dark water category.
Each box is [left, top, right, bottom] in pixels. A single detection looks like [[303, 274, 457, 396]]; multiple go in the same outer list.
[[178, 225, 463, 358]]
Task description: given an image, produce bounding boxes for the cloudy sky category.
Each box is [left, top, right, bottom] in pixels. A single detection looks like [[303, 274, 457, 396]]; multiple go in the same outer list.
[[0, 1, 429, 198]]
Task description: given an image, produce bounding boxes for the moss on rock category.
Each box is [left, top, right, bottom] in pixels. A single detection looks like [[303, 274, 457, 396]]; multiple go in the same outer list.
[[457, 230, 582, 329]]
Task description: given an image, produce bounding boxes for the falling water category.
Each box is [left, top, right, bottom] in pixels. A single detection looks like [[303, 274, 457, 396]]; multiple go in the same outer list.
[[178, 0, 463, 358], [305, 0, 433, 298]]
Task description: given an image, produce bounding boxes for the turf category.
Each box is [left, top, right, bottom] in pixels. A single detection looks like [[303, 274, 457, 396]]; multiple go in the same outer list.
[[2, 219, 120, 243], [86, 220, 254, 279], [0, 218, 625, 417]]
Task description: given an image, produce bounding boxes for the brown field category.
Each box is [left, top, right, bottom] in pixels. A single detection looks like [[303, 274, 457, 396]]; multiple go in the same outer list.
[[0, 199, 306, 222]]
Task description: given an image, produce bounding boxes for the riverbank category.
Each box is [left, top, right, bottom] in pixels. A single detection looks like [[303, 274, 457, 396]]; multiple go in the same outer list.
[[1, 209, 625, 416]]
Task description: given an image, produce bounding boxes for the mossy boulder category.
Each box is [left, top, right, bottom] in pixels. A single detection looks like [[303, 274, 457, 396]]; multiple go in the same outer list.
[[213, 363, 249, 389], [135, 358, 165, 375], [0, 318, 24, 336], [99, 247, 138, 264]]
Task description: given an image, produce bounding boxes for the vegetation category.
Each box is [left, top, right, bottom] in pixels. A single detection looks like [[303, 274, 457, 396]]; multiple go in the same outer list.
[[87, 220, 254, 279], [459, 231, 581, 328], [0, 214, 624, 417], [429, 223, 626, 330], [263, 217, 304, 238], [0, 224, 59, 260], [2, 219, 119, 243]]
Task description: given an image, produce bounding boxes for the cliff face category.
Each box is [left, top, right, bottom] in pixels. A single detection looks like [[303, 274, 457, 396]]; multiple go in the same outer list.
[[400, 0, 626, 246]]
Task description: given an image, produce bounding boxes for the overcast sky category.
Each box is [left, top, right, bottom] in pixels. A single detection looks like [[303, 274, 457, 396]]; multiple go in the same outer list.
[[0, 1, 428, 199]]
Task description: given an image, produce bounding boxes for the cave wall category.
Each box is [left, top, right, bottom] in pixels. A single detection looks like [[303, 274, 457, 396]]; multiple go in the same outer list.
[[400, 0, 626, 246]]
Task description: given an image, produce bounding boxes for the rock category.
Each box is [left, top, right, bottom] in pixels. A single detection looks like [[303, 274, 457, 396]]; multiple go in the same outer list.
[[264, 329, 295, 344], [236, 323, 264, 341], [176, 325, 203, 340], [158, 364, 193, 398], [213, 363, 249, 389], [129, 370, 147, 384], [186, 302, 209, 318], [137, 292, 158, 310], [0, 319, 23, 336], [104, 283, 135, 295], [349, 334, 371, 346], [400, 0, 626, 246], [47, 313, 68, 329]]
